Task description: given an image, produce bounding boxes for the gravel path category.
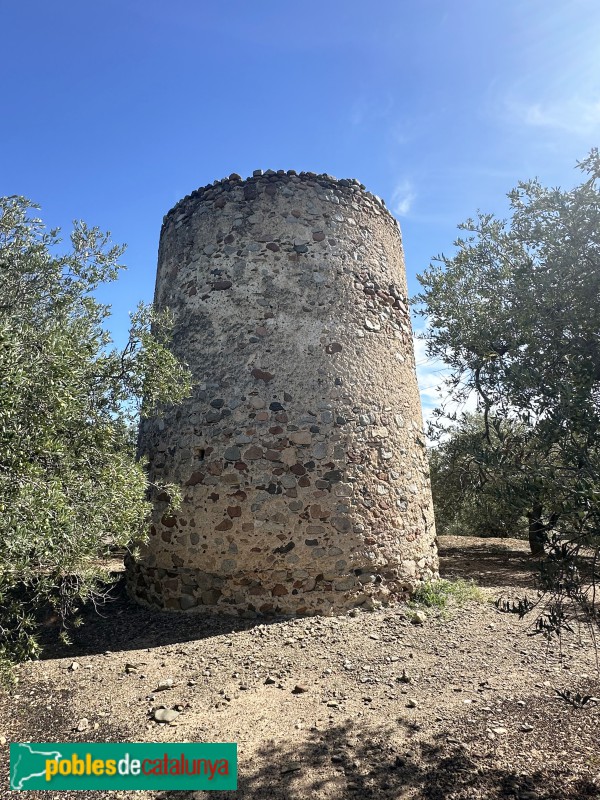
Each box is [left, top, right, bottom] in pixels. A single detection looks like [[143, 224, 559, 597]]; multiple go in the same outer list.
[[2, 536, 599, 799]]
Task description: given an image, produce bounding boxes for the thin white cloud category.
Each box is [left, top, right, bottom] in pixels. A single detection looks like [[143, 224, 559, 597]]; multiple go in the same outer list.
[[391, 180, 415, 216], [413, 335, 446, 427], [413, 331, 477, 433], [502, 93, 600, 137]]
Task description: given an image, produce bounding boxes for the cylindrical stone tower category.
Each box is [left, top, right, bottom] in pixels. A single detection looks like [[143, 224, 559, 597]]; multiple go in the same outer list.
[[127, 169, 438, 616]]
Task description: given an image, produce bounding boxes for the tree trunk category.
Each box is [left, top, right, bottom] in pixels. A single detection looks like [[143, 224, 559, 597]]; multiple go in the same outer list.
[[527, 503, 546, 556]]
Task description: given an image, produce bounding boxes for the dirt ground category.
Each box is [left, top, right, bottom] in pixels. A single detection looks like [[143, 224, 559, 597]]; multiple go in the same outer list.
[[2, 536, 600, 800]]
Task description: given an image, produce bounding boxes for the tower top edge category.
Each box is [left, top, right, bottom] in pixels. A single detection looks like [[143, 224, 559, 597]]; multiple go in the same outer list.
[[162, 170, 399, 229]]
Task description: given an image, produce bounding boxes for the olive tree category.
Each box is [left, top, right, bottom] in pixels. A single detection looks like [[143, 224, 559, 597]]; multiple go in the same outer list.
[[0, 196, 191, 670], [428, 413, 528, 539], [416, 151, 600, 633]]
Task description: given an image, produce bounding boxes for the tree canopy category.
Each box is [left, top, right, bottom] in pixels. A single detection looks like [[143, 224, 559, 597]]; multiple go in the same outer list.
[[417, 151, 600, 633], [428, 413, 528, 540], [0, 196, 191, 670]]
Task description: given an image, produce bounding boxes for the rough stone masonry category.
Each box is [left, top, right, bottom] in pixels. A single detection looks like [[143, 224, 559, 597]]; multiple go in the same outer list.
[[126, 168, 438, 616]]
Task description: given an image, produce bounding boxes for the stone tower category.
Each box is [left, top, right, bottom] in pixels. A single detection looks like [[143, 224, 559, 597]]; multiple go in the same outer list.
[[127, 169, 438, 616]]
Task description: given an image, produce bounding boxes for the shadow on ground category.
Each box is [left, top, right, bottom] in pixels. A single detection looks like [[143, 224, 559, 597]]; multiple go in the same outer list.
[[39, 536, 537, 660], [36, 576, 277, 661], [157, 719, 599, 800], [439, 536, 536, 590]]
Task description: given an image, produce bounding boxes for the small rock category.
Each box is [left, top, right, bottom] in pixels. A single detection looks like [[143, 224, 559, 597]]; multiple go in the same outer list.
[[0, 736, 6, 745], [313, 442, 327, 459], [292, 685, 308, 694], [224, 446, 241, 461], [281, 763, 302, 775], [406, 698, 418, 708], [251, 368, 274, 383], [155, 679, 174, 691], [69, 661, 80, 671], [520, 723, 534, 732], [76, 718, 89, 732], [153, 708, 179, 723], [411, 610, 427, 625], [290, 431, 311, 445], [264, 676, 276, 685], [364, 318, 381, 332], [492, 726, 508, 735]]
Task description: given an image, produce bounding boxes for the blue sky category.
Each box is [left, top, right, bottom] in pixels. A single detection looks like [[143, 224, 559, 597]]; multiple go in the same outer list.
[[3, 0, 599, 420]]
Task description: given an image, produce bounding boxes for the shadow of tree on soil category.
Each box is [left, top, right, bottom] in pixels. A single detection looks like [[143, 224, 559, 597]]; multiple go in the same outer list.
[[440, 543, 537, 590], [155, 720, 600, 800]]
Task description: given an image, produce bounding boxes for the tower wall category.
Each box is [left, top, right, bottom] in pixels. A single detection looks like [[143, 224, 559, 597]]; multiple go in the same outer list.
[[127, 169, 438, 615]]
